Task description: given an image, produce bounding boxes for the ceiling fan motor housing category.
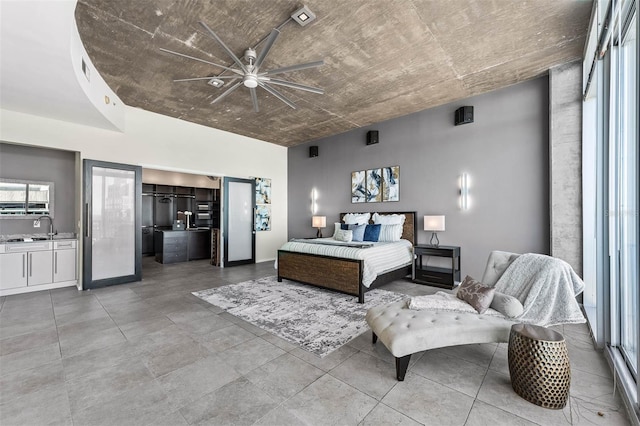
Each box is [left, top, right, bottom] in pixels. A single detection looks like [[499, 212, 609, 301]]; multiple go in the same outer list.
[[243, 74, 259, 88]]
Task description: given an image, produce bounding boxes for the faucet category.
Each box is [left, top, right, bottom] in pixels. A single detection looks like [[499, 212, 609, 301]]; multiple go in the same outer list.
[[38, 215, 55, 240]]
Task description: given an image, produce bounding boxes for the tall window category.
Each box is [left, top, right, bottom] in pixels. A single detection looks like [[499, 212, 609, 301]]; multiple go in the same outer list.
[[618, 13, 637, 376], [583, 0, 639, 415]]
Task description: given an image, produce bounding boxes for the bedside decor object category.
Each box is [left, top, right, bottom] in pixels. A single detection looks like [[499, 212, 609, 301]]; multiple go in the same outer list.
[[312, 215, 326, 238], [424, 215, 445, 247], [508, 323, 570, 409]]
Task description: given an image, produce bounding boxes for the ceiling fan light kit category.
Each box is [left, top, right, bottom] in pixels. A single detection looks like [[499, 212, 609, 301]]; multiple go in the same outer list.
[[160, 5, 324, 112]]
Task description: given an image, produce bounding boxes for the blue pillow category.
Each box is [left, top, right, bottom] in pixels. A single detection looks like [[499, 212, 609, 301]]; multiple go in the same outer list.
[[341, 223, 366, 241], [363, 224, 381, 242]]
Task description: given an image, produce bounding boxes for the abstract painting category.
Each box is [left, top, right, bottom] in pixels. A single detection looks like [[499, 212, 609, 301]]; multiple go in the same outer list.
[[382, 166, 400, 202], [255, 177, 271, 204], [351, 171, 366, 203], [255, 205, 271, 231], [366, 168, 382, 202]]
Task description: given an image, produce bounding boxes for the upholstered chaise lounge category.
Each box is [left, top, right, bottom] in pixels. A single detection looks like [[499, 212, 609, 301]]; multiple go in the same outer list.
[[365, 251, 521, 381]]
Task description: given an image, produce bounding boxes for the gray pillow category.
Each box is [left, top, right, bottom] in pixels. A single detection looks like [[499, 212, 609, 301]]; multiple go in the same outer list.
[[490, 291, 524, 318], [456, 275, 496, 314]]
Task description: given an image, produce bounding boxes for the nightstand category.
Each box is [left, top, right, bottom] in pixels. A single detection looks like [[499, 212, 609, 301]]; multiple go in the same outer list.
[[412, 245, 461, 289]]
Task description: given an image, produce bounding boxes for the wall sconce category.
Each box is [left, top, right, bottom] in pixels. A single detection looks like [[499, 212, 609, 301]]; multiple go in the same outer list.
[[459, 173, 470, 210], [312, 216, 326, 238], [424, 215, 445, 247], [311, 188, 318, 214]]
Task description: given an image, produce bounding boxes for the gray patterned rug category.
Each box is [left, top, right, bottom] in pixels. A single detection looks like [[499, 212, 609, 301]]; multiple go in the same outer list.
[[192, 276, 404, 357]]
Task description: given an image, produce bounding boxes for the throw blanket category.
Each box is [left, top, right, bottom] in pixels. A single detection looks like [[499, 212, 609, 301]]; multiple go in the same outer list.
[[406, 291, 505, 318], [493, 253, 585, 327]]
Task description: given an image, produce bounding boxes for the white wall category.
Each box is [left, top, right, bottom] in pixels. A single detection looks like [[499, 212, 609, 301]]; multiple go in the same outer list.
[[0, 106, 288, 263]]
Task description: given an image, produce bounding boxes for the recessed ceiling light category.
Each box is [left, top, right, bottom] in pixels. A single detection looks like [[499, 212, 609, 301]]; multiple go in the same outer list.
[[207, 78, 224, 88], [291, 5, 316, 26]]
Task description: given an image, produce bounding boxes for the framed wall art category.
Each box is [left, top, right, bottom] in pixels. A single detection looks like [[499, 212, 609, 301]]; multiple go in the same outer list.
[[351, 165, 400, 203], [382, 166, 400, 202], [351, 171, 366, 203]]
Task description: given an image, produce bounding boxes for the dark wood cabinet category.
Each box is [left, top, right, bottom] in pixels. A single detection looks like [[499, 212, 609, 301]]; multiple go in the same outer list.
[[154, 229, 211, 264], [412, 245, 461, 289]]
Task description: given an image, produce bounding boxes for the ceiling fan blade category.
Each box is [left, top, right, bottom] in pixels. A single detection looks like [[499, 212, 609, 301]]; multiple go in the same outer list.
[[249, 88, 259, 112], [254, 28, 280, 70], [210, 81, 243, 104], [263, 60, 324, 76], [159, 48, 243, 75], [173, 76, 239, 82], [259, 82, 297, 109], [199, 22, 248, 73], [264, 78, 324, 94]]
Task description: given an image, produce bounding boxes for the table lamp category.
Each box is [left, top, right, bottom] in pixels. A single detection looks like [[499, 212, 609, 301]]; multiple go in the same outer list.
[[424, 215, 445, 247], [312, 215, 326, 238]]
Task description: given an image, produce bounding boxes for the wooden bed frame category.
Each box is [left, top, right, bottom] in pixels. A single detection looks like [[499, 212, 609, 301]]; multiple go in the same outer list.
[[277, 211, 417, 303]]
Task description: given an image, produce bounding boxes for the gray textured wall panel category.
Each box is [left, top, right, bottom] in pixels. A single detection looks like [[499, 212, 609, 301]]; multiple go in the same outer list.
[[288, 77, 551, 279], [550, 61, 583, 276]]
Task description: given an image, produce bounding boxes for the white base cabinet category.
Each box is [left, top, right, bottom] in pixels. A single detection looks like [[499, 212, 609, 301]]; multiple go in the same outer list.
[[0, 240, 77, 294], [0, 252, 27, 289], [54, 241, 77, 283]]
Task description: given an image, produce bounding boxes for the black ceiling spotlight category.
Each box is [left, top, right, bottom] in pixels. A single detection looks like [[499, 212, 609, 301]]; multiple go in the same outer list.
[[454, 106, 474, 126], [366, 130, 379, 145]]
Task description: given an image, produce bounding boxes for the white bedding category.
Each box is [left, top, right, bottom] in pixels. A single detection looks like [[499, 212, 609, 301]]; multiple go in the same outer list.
[[277, 238, 413, 287]]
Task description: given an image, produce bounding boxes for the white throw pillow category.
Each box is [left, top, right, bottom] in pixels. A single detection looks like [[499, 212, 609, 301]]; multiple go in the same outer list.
[[343, 212, 371, 225], [372, 213, 406, 225], [377, 224, 403, 241], [333, 222, 342, 238], [334, 229, 353, 242], [490, 291, 524, 318]]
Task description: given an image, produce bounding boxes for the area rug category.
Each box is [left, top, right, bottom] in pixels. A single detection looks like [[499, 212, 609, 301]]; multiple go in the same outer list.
[[192, 276, 404, 357]]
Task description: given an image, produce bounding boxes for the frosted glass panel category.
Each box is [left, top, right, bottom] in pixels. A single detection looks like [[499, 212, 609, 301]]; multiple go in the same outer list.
[[91, 167, 136, 280], [227, 181, 253, 262]]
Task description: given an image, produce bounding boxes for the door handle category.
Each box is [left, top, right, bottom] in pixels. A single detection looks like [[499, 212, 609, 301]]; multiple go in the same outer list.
[[22, 254, 26, 278], [85, 203, 90, 238], [29, 253, 32, 277], [55, 252, 58, 274]]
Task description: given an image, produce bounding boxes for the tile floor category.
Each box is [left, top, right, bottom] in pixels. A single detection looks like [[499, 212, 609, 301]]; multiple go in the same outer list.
[[0, 258, 631, 425]]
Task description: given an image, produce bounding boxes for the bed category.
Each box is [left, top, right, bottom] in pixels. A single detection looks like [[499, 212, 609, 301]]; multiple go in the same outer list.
[[277, 211, 416, 303]]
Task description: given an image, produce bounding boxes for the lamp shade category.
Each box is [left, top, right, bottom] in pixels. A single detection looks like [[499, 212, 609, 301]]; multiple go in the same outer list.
[[424, 215, 445, 231], [312, 216, 326, 228]]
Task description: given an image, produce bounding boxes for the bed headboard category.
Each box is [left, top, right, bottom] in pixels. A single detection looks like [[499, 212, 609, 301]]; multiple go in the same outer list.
[[339, 211, 417, 245]]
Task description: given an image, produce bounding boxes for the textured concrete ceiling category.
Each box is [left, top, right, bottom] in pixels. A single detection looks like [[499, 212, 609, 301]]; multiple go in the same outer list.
[[75, 0, 592, 147]]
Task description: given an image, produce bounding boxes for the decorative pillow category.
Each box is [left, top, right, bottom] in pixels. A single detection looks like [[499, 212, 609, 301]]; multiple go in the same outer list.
[[490, 291, 524, 318], [343, 212, 371, 225], [340, 223, 366, 241], [334, 229, 353, 242], [456, 275, 496, 314], [372, 213, 406, 225], [333, 223, 342, 238], [363, 224, 381, 242], [377, 224, 403, 242]]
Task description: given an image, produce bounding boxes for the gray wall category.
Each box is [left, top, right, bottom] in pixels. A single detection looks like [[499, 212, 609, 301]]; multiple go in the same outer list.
[[288, 77, 550, 279], [550, 61, 583, 276], [0, 142, 77, 236]]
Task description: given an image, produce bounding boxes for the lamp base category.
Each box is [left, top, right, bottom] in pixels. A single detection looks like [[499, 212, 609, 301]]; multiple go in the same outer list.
[[316, 228, 322, 238], [429, 232, 440, 248]]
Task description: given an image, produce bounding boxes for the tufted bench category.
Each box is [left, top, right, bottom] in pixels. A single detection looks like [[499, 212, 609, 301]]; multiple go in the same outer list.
[[366, 302, 515, 380], [365, 250, 520, 380]]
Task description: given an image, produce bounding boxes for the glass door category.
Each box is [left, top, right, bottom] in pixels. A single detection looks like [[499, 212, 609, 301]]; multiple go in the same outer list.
[[83, 160, 142, 289], [618, 14, 637, 376], [223, 177, 255, 267]]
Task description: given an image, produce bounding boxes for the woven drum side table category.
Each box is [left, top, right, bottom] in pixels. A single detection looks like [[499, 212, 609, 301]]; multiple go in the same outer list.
[[508, 323, 570, 409]]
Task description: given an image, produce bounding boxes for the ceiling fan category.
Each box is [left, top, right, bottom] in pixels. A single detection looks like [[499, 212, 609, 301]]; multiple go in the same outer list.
[[160, 13, 325, 113]]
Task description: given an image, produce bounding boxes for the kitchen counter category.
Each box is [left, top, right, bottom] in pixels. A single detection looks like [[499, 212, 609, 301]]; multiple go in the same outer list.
[[154, 229, 211, 264]]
